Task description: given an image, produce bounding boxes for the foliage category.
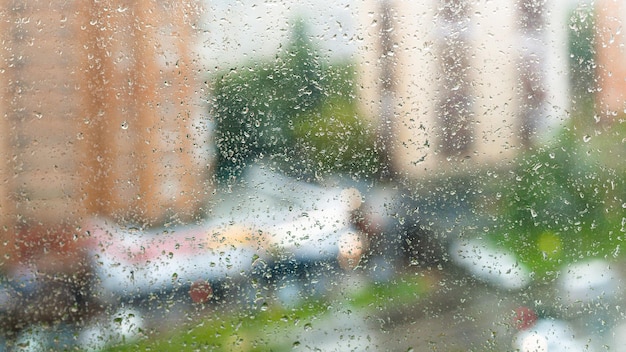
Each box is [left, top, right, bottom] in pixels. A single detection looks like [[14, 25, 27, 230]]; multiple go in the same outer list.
[[485, 8, 626, 279], [568, 5, 596, 103], [490, 120, 626, 278], [290, 76, 380, 179], [105, 274, 430, 352], [210, 18, 379, 182]]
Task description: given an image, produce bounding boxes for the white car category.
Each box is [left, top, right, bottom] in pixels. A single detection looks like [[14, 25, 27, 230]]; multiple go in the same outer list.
[[78, 165, 367, 349], [84, 217, 263, 304], [83, 164, 366, 307]]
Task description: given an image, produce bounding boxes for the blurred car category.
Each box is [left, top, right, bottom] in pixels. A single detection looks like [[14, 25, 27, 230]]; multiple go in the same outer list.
[[77, 163, 367, 347], [205, 164, 366, 303], [0, 164, 367, 350], [510, 258, 625, 352], [83, 217, 263, 306]]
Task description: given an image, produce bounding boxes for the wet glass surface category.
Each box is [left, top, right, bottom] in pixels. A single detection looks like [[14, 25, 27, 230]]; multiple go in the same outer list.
[[1, 1, 626, 351]]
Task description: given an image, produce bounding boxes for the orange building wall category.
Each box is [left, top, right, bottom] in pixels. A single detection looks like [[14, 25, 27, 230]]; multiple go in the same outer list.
[[0, 1, 211, 270], [595, 0, 626, 118]]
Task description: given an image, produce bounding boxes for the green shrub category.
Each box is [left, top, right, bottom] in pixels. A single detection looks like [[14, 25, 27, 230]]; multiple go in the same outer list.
[[491, 121, 626, 278]]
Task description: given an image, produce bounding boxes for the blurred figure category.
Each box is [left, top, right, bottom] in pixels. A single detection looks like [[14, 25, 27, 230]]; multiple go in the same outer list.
[[355, 185, 443, 281]]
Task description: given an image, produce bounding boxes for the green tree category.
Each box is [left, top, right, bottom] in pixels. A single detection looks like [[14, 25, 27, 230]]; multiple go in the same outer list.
[[211, 18, 322, 180], [211, 18, 379, 182]]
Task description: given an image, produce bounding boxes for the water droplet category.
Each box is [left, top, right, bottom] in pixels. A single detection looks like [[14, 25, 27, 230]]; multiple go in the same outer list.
[[292, 341, 301, 347], [583, 135, 591, 142], [530, 208, 537, 218], [121, 121, 129, 130], [76, 132, 84, 140], [260, 302, 269, 311], [303, 323, 312, 331], [34, 111, 43, 119]]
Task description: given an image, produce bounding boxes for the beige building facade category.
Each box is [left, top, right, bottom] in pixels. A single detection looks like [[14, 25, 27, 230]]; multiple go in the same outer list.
[[356, 0, 577, 179]]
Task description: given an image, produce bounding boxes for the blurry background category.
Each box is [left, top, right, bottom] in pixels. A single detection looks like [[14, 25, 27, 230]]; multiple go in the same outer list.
[[1, 0, 626, 350]]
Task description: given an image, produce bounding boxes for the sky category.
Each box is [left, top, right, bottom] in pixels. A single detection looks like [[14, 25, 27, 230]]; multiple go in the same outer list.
[[198, 0, 361, 71]]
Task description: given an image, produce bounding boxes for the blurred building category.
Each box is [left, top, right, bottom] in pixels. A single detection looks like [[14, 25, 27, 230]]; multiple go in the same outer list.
[[596, 0, 626, 118], [0, 1, 211, 268], [356, 0, 575, 179], [0, 0, 622, 270]]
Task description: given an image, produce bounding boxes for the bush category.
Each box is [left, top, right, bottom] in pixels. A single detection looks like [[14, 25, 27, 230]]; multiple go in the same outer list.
[[490, 121, 626, 278]]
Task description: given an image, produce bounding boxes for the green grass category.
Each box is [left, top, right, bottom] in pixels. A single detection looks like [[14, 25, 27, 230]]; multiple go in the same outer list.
[[347, 275, 430, 310], [104, 273, 431, 352]]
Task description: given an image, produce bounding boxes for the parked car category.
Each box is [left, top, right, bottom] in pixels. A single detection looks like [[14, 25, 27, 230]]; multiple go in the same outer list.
[[202, 164, 366, 304], [76, 163, 367, 348], [0, 164, 367, 351], [511, 258, 625, 351]]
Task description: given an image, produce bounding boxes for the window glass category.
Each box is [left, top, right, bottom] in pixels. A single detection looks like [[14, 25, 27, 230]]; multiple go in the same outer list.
[[0, 0, 624, 351]]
